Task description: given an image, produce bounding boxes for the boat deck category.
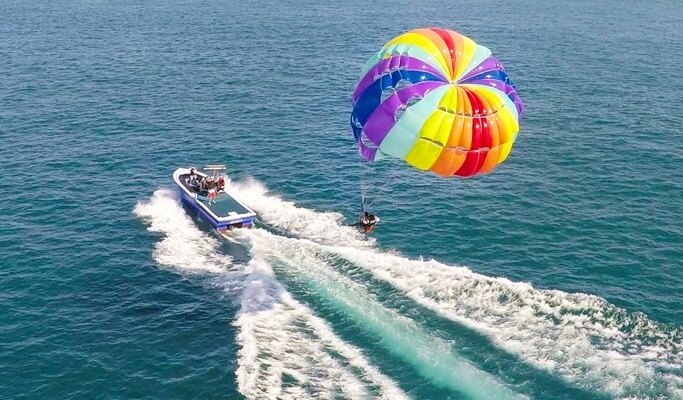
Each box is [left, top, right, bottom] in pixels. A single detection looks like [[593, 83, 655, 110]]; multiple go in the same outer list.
[[206, 193, 251, 216], [179, 174, 251, 217]]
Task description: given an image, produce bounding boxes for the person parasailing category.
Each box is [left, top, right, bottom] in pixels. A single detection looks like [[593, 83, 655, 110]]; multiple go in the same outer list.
[[349, 28, 524, 233], [359, 210, 380, 233]]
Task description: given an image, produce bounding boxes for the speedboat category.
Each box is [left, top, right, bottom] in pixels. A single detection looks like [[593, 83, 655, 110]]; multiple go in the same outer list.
[[173, 165, 257, 231]]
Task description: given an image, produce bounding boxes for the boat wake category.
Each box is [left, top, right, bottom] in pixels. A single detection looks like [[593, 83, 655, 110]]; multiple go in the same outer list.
[[133, 189, 236, 275], [136, 182, 683, 399], [225, 178, 372, 248], [239, 228, 524, 399], [228, 178, 683, 400], [234, 257, 408, 400], [134, 189, 408, 400]]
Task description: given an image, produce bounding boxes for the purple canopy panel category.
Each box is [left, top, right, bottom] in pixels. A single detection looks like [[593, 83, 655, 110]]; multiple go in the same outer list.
[[357, 136, 379, 161], [363, 81, 445, 144], [352, 56, 445, 102]]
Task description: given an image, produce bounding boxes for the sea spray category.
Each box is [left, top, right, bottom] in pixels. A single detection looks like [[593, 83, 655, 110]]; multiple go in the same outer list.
[[227, 178, 372, 248], [332, 246, 683, 398], [133, 188, 235, 274], [231, 177, 683, 399], [235, 258, 408, 400], [134, 189, 408, 400], [242, 228, 526, 400]]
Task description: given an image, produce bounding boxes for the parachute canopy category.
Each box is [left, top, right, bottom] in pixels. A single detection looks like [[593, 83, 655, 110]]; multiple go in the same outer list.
[[351, 28, 524, 178]]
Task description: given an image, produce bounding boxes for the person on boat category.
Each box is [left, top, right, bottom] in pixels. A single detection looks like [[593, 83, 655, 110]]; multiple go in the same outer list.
[[188, 168, 199, 189], [198, 177, 209, 194], [208, 187, 216, 204], [359, 211, 379, 232], [206, 177, 217, 204], [217, 176, 225, 193]]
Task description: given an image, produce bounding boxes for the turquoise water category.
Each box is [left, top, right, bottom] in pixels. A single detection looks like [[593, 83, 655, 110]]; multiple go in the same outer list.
[[2, 0, 682, 399]]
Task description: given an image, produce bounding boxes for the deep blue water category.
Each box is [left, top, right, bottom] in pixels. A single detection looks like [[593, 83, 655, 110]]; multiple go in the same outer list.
[[1, 0, 682, 399]]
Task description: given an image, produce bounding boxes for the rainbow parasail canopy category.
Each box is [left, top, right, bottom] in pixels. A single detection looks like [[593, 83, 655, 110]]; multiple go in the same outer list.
[[350, 28, 524, 178]]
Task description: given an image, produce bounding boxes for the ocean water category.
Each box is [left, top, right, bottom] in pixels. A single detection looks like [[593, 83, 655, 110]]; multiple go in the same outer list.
[[1, 0, 682, 399]]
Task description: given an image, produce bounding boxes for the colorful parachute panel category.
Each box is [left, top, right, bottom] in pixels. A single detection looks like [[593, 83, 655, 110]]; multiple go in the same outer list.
[[351, 28, 524, 178]]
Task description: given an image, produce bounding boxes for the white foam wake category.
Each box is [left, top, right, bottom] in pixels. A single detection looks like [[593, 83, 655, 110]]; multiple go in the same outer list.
[[134, 189, 408, 400], [235, 258, 408, 400], [227, 178, 372, 248], [241, 228, 525, 400], [231, 178, 683, 399], [334, 247, 683, 399], [133, 188, 235, 274]]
